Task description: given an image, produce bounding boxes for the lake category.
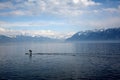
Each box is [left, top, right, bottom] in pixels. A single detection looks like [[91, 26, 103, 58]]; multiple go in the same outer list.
[[0, 42, 120, 80]]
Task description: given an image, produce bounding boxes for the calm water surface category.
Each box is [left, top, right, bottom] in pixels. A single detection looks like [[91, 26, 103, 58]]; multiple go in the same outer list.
[[0, 42, 120, 80]]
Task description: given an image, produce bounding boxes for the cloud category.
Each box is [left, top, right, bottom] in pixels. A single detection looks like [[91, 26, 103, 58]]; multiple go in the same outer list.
[[66, 16, 120, 30], [0, 1, 14, 10], [0, 27, 6, 32], [0, 10, 28, 16], [0, 27, 75, 39], [73, 0, 101, 6], [0, 0, 120, 34], [102, 5, 120, 13], [0, 21, 65, 28], [89, 17, 120, 28], [0, 20, 73, 39], [0, 0, 101, 16]]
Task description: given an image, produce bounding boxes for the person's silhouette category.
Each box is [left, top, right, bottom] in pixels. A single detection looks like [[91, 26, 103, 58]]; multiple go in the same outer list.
[[29, 50, 32, 56]]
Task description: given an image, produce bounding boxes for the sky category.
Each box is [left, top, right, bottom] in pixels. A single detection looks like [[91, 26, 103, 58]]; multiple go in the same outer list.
[[0, 0, 120, 39]]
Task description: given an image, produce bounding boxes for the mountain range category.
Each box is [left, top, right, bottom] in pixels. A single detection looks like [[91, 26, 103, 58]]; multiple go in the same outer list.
[[66, 28, 120, 41], [0, 28, 120, 42], [0, 35, 55, 42]]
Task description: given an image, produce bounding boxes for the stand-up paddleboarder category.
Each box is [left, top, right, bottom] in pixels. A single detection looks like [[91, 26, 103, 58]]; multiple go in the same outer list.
[[29, 50, 32, 56]]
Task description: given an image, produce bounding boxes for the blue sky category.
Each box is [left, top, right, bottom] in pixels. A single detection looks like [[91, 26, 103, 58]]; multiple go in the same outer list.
[[0, 0, 120, 39]]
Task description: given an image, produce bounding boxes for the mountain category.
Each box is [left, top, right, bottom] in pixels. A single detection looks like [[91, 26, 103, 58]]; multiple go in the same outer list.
[[1, 28, 120, 42], [13, 35, 53, 42], [0, 35, 12, 42], [0, 35, 56, 42], [66, 28, 120, 41]]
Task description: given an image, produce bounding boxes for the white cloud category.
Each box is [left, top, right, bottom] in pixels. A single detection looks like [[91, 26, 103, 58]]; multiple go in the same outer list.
[[102, 5, 120, 13], [0, 27, 6, 32], [79, 0, 100, 6], [66, 16, 120, 30], [0, 2, 14, 9], [0, 21, 72, 39], [86, 17, 120, 29], [0, 0, 120, 34], [0, 21, 65, 28], [0, 10, 27, 16], [0, 0, 101, 16]]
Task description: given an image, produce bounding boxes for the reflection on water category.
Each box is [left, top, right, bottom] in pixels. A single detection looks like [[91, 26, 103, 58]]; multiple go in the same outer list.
[[0, 42, 120, 80], [29, 53, 32, 61]]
